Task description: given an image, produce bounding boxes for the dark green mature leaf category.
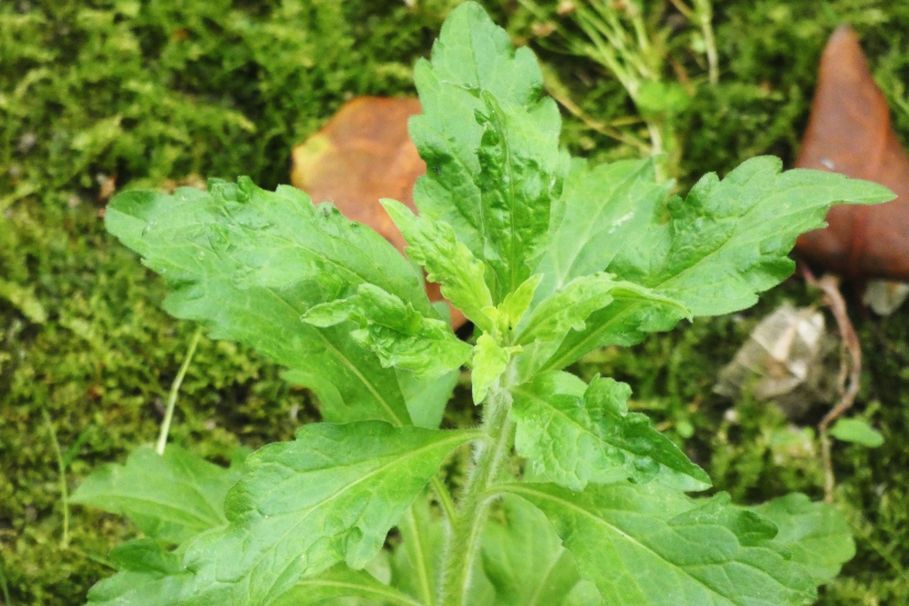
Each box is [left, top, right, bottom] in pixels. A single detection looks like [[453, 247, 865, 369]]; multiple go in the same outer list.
[[409, 1, 569, 300], [91, 422, 474, 605], [505, 483, 853, 606], [106, 179, 438, 425], [511, 373, 709, 492], [482, 496, 601, 606], [302, 283, 471, 377], [71, 445, 237, 544]]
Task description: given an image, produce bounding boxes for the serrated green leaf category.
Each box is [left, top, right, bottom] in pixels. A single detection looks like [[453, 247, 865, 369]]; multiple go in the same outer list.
[[71, 445, 238, 544], [511, 373, 710, 492], [534, 159, 669, 298], [753, 493, 856, 581], [302, 283, 471, 377], [106, 179, 433, 425], [382, 198, 495, 333], [409, 1, 569, 300], [471, 333, 512, 403], [482, 496, 601, 606], [829, 418, 885, 448], [610, 156, 894, 316], [538, 159, 892, 372], [92, 422, 474, 605], [505, 482, 854, 606]]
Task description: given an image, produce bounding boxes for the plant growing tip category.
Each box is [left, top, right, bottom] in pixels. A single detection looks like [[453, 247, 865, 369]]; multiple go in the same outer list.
[[77, 2, 888, 604]]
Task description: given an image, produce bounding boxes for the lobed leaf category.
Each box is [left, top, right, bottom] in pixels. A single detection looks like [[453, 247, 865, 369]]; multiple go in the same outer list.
[[106, 179, 443, 426], [87, 422, 474, 605], [71, 445, 237, 544], [511, 373, 709, 492], [536, 158, 891, 372], [409, 1, 569, 300], [609, 156, 894, 316], [302, 283, 471, 377], [382, 198, 495, 333], [505, 482, 854, 606]]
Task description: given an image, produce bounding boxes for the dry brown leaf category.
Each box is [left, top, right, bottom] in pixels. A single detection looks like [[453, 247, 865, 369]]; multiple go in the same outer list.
[[795, 26, 909, 281], [291, 97, 465, 327]]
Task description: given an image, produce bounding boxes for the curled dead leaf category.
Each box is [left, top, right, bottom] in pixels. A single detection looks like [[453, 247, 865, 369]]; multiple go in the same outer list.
[[795, 26, 909, 281]]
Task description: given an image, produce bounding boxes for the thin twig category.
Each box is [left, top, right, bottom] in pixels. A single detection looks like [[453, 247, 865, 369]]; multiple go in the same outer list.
[[802, 269, 862, 502], [156, 328, 203, 455], [41, 408, 69, 547]]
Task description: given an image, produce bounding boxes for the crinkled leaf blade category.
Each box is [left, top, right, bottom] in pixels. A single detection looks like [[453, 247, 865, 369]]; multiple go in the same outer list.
[[610, 156, 894, 316], [410, 1, 569, 300], [99, 422, 474, 605], [512, 373, 709, 492], [505, 482, 854, 606], [106, 180, 435, 425]]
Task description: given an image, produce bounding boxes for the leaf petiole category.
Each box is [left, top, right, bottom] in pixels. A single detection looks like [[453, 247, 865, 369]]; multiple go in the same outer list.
[[155, 328, 202, 455]]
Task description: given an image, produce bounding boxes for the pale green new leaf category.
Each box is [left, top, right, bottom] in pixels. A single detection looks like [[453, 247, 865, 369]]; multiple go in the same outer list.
[[511, 373, 709, 492], [482, 496, 601, 606], [513, 273, 689, 377], [302, 283, 471, 377], [409, 1, 569, 300], [505, 482, 853, 606], [106, 179, 433, 425], [829, 418, 884, 448], [609, 156, 894, 316], [87, 423, 474, 605], [71, 445, 238, 544], [471, 333, 511, 403], [382, 198, 495, 333]]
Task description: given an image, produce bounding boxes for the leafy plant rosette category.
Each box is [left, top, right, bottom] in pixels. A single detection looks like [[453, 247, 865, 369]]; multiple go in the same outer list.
[[74, 4, 893, 605]]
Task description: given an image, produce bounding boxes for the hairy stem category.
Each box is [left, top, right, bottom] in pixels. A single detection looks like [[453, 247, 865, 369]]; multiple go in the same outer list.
[[439, 384, 513, 606]]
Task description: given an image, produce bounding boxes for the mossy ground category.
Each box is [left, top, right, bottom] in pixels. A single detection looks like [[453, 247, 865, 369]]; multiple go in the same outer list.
[[1, 1, 907, 603]]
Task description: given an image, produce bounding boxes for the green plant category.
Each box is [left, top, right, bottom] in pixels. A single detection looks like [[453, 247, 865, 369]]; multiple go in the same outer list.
[[73, 3, 893, 604]]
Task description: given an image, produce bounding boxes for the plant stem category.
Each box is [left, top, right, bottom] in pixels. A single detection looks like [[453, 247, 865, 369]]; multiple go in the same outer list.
[[439, 384, 513, 606], [41, 408, 69, 548], [431, 475, 458, 525], [156, 328, 202, 455]]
